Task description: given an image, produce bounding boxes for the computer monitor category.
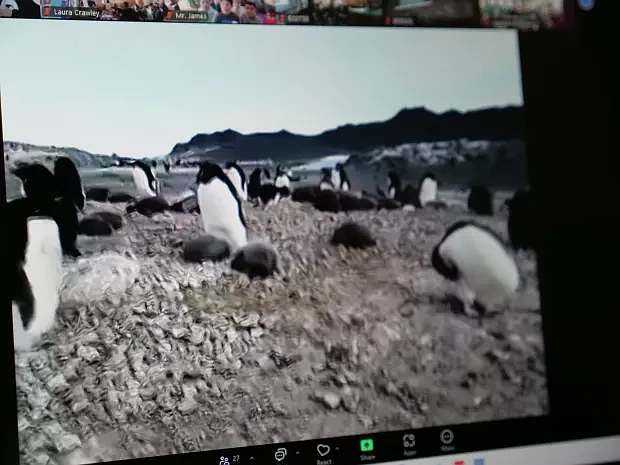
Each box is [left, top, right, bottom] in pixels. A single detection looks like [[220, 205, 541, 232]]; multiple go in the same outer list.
[[1, 2, 618, 465]]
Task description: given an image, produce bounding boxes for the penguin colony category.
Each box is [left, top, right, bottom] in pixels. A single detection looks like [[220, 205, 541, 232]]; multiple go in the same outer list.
[[8, 155, 534, 352]]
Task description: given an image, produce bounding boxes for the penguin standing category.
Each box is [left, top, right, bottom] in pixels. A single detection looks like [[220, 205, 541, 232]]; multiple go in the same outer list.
[[431, 221, 520, 316], [224, 161, 247, 201], [196, 161, 248, 251], [9, 199, 64, 351], [336, 163, 351, 191], [274, 165, 292, 189], [319, 167, 335, 191], [418, 172, 438, 207], [132, 160, 160, 199]]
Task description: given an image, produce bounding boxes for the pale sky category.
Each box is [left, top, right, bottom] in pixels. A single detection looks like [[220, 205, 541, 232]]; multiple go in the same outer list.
[[0, 21, 523, 158]]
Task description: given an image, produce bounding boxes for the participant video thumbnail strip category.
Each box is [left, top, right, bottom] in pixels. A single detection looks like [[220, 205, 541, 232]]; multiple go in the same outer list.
[[1, 0, 577, 29]]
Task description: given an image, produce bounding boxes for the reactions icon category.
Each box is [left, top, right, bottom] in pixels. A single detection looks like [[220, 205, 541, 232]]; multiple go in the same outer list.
[[317, 444, 330, 457], [275, 448, 287, 462], [402, 433, 416, 448], [440, 429, 454, 445], [219, 457, 229, 465]]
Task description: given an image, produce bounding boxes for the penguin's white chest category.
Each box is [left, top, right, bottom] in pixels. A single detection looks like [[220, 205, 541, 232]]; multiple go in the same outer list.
[[197, 180, 247, 251], [13, 218, 63, 351], [133, 168, 156, 198], [275, 175, 290, 189], [419, 179, 437, 206], [225, 168, 246, 201], [331, 170, 341, 190]]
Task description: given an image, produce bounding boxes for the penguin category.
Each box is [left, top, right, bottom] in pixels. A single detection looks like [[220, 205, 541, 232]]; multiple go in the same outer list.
[[467, 185, 494, 216], [12, 163, 81, 257], [335, 163, 351, 191], [132, 160, 160, 199], [319, 167, 335, 191], [418, 172, 438, 207], [330, 165, 341, 191], [274, 165, 292, 190], [224, 161, 247, 201], [506, 188, 534, 251], [387, 171, 401, 199], [196, 161, 248, 251], [54, 156, 85, 211], [9, 200, 64, 351], [247, 168, 263, 203], [431, 220, 520, 317]]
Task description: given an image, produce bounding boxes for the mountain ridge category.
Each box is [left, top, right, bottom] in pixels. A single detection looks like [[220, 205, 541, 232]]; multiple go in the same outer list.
[[169, 105, 524, 163]]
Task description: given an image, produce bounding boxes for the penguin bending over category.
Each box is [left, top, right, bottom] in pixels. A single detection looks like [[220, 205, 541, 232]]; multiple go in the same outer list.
[[431, 220, 520, 317]]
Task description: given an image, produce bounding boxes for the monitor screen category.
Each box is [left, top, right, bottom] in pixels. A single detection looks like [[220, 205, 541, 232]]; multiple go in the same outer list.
[[1, 3, 617, 465]]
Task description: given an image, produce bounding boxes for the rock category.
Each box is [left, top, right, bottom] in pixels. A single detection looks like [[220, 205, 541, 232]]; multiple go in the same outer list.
[[171, 195, 199, 213], [183, 235, 231, 263], [231, 242, 279, 279], [107, 192, 135, 203], [91, 211, 124, 230], [376, 198, 401, 210], [61, 252, 141, 305], [78, 216, 114, 237], [313, 189, 341, 213], [331, 222, 376, 249], [291, 185, 319, 204], [85, 187, 109, 202], [314, 390, 341, 410], [338, 192, 377, 212], [125, 196, 170, 217]]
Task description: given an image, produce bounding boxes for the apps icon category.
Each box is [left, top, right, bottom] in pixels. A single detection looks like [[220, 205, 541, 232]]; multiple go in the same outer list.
[[402, 433, 416, 448], [440, 429, 454, 445], [360, 438, 374, 452], [474, 460, 485, 465], [274, 448, 287, 462]]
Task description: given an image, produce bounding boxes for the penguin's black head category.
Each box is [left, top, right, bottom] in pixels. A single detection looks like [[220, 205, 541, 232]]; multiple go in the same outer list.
[[420, 171, 437, 183], [196, 161, 227, 185], [276, 165, 285, 176]]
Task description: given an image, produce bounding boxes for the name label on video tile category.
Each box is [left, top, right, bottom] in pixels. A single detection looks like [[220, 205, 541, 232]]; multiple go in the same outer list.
[[168, 10, 210, 21], [44, 7, 101, 18], [286, 14, 310, 24]]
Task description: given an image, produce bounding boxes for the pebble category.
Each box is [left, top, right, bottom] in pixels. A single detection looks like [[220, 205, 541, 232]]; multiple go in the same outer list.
[[314, 390, 341, 410]]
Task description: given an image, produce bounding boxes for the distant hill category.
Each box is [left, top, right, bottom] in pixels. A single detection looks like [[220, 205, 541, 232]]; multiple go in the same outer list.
[[169, 105, 524, 163], [3, 142, 115, 168]]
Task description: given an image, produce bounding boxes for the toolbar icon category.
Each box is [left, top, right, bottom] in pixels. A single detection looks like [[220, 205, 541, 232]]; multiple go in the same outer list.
[[317, 444, 330, 457], [402, 433, 416, 448], [360, 438, 374, 452], [454, 460, 465, 465], [577, 0, 594, 11], [219, 457, 229, 465], [440, 429, 454, 445], [474, 459, 485, 465], [275, 448, 287, 462]]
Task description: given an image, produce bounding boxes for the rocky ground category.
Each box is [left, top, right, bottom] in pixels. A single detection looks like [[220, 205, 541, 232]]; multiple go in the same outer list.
[[14, 193, 546, 465]]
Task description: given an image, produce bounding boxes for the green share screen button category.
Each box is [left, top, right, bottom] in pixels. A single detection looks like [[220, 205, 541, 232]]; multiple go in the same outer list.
[[360, 439, 374, 452]]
